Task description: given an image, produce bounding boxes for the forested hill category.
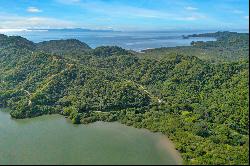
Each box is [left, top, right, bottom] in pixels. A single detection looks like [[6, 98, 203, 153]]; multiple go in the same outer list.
[[0, 32, 249, 165], [36, 39, 91, 55], [0, 34, 36, 50], [184, 31, 248, 39], [142, 31, 249, 63]]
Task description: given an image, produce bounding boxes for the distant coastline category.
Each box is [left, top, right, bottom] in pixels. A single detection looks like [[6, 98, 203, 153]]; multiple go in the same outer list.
[[0, 28, 118, 33], [0, 28, 248, 33]]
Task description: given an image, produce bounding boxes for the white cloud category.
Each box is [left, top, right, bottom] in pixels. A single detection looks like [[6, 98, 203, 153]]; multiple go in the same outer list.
[[244, 16, 249, 19], [185, 6, 198, 11], [177, 16, 198, 21], [55, 0, 197, 20], [176, 13, 206, 21], [0, 13, 76, 29], [183, 16, 198, 21], [27, 7, 42, 13], [68, 1, 205, 21], [56, 0, 81, 4], [0, 28, 30, 32], [232, 10, 244, 14], [0, 1, 208, 30]]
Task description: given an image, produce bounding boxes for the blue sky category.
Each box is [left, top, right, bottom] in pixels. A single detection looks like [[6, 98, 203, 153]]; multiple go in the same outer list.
[[0, 0, 249, 31]]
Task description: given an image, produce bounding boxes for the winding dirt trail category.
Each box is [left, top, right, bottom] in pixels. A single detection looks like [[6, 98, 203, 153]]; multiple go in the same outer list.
[[125, 80, 165, 104], [22, 89, 32, 106]]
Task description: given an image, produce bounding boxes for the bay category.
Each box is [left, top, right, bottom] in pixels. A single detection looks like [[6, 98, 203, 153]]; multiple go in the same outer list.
[[0, 109, 182, 165]]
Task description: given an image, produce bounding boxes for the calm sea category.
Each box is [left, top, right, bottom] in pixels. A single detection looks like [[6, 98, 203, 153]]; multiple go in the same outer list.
[[2, 30, 220, 51], [0, 109, 182, 165]]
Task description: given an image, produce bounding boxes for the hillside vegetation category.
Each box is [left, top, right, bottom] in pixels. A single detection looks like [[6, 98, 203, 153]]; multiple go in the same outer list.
[[0, 32, 249, 165], [142, 31, 249, 63]]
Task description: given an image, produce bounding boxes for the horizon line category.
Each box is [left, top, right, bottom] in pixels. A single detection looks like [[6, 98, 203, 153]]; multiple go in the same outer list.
[[0, 28, 249, 33]]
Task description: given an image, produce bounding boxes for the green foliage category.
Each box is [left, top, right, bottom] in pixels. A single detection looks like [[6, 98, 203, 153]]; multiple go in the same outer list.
[[0, 32, 249, 165], [143, 31, 249, 63], [36, 39, 91, 55], [92, 46, 133, 57]]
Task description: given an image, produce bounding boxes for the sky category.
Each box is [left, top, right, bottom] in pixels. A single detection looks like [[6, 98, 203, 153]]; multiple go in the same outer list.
[[0, 0, 249, 31]]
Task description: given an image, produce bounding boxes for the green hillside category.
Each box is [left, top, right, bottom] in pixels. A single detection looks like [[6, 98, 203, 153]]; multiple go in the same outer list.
[[0, 32, 249, 165]]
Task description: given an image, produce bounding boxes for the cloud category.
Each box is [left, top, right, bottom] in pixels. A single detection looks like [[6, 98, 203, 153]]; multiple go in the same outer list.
[[27, 7, 42, 13], [176, 15, 205, 21], [232, 10, 244, 14], [110, 6, 173, 18], [58, 0, 205, 21], [0, 28, 30, 32], [0, 13, 76, 29], [0, 1, 209, 30], [56, 0, 81, 4], [182, 16, 198, 21], [244, 15, 249, 19], [185, 6, 198, 11]]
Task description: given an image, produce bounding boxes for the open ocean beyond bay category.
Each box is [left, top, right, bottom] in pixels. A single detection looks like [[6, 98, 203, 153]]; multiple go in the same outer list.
[[2, 30, 221, 51]]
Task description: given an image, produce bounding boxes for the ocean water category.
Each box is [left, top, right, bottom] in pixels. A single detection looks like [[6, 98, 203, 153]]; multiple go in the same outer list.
[[3, 30, 218, 51], [0, 109, 182, 165]]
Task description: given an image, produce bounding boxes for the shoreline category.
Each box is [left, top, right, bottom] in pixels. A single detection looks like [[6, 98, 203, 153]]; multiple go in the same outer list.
[[1, 109, 183, 164], [158, 135, 183, 165], [90, 121, 183, 165]]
